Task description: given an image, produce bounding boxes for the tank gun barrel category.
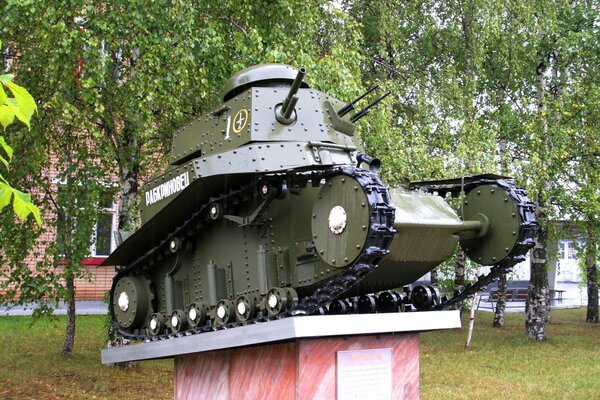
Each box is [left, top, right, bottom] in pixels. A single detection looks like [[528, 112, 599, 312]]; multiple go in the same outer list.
[[338, 85, 379, 117], [350, 91, 391, 123], [276, 67, 306, 122]]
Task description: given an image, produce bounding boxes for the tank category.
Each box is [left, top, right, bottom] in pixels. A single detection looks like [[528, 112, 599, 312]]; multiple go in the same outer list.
[[103, 64, 536, 338]]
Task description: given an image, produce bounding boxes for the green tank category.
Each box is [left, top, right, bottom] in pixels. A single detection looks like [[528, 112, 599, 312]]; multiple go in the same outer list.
[[104, 64, 536, 338]]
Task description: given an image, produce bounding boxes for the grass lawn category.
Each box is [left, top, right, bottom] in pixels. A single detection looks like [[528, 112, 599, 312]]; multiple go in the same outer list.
[[0, 308, 598, 399], [0, 315, 173, 400], [420, 308, 600, 399]]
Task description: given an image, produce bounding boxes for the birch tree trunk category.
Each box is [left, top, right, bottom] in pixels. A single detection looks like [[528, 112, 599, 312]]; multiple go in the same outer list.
[[454, 247, 466, 311], [526, 222, 550, 341], [585, 226, 598, 323], [493, 137, 509, 327], [465, 292, 480, 349], [525, 30, 551, 341], [430, 268, 439, 286], [117, 124, 141, 232], [62, 273, 76, 356], [493, 273, 507, 327]]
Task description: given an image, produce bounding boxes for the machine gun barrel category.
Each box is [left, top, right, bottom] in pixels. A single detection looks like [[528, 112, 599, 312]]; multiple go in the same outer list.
[[337, 85, 379, 117], [350, 91, 391, 123]]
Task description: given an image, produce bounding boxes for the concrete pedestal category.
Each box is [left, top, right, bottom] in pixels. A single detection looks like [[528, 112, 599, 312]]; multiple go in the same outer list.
[[175, 333, 419, 400]]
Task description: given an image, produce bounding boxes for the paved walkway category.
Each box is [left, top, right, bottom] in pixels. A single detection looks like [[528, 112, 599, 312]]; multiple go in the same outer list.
[[0, 301, 108, 316]]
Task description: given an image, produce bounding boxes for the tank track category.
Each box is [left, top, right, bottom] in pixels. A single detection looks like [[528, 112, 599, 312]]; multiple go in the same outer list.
[[431, 179, 537, 310], [321, 178, 537, 312], [110, 166, 396, 341]]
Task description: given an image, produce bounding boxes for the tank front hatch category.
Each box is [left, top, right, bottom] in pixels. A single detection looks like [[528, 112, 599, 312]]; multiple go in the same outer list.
[[222, 63, 310, 101]]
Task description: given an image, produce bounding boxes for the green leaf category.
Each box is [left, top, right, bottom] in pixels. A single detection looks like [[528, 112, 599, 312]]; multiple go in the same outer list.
[[0, 136, 13, 160], [0, 105, 15, 129], [0, 84, 7, 105], [0, 74, 15, 84], [4, 99, 28, 129], [26, 201, 42, 226], [0, 181, 12, 210], [0, 155, 9, 169], [12, 188, 33, 222], [4, 81, 37, 127]]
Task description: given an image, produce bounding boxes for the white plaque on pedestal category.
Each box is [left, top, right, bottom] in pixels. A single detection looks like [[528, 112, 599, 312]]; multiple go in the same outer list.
[[336, 348, 392, 400]]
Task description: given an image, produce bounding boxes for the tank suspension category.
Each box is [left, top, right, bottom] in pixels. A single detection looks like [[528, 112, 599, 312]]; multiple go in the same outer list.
[[275, 67, 306, 124], [165, 237, 183, 315], [110, 167, 395, 340], [206, 260, 218, 307], [223, 182, 278, 227], [256, 245, 269, 295]]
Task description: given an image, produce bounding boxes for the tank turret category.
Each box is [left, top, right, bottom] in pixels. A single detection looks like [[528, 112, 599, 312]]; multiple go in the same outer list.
[[104, 64, 536, 339]]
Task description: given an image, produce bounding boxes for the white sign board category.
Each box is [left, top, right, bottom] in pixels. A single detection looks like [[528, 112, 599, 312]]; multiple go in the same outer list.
[[336, 348, 392, 400]]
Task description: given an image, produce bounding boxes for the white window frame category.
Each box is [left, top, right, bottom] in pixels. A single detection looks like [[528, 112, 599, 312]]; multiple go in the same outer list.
[[90, 196, 117, 257], [53, 177, 118, 258]]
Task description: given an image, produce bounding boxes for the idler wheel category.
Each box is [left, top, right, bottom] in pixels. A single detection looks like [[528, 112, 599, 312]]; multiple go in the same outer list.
[[312, 175, 371, 268], [112, 276, 152, 329], [234, 295, 256, 322], [460, 184, 524, 265], [215, 299, 235, 325], [358, 294, 378, 313]]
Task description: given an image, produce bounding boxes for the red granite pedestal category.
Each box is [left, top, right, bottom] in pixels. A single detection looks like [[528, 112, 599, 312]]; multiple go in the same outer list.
[[174, 333, 419, 400]]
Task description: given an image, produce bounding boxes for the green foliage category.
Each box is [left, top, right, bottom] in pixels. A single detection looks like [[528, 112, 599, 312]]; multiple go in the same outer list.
[[0, 75, 36, 130], [347, 0, 598, 293], [0, 41, 41, 226]]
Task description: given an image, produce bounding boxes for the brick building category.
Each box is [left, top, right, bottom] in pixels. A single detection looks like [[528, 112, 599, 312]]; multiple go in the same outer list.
[[1, 164, 120, 302]]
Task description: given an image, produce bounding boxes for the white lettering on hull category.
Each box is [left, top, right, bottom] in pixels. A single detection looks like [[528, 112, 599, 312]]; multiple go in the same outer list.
[[145, 171, 190, 207]]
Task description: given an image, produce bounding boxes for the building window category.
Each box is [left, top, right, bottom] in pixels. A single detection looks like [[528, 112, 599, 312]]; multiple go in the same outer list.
[[56, 188, 117, 258], [558, 240, 579, 260], [91, 192, 116, 257]]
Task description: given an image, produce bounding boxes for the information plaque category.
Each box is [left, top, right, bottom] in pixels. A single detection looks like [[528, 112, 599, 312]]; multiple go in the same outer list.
[[336, 348, 392, 400]]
